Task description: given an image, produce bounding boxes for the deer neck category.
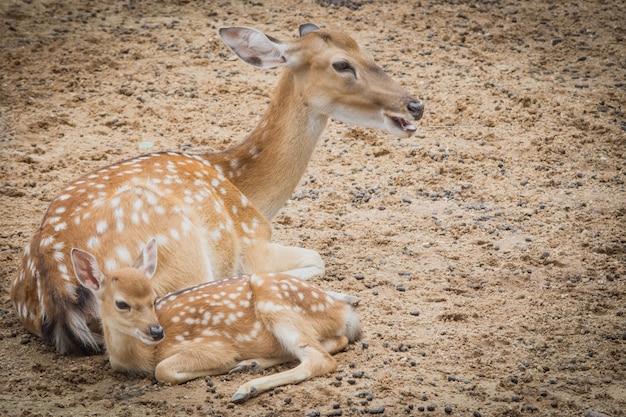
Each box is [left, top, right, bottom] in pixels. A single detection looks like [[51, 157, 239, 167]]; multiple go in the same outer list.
[[206, 71, 329, 220], [103, 325, 157, 375]]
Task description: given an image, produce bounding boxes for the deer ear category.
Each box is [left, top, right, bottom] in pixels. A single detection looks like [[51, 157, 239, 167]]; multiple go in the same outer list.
[[299, 23, 320, 37], [71, 248, 105, 292], [219, 26, 287, 69], [132, 238, 157, 280]]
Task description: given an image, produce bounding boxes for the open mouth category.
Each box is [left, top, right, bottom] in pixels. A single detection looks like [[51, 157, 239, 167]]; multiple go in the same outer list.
[[388, 115, 417, 132]]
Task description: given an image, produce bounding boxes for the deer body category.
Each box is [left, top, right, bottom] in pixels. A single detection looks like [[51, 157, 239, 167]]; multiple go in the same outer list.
[[11, 23, 422, 354], [71, 241, 361, 403]]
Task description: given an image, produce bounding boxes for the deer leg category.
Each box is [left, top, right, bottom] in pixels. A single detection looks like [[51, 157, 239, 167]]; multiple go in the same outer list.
[[243, 242, 324, 280], [326, 290, 360, 306], [230, 343, 337, 403]]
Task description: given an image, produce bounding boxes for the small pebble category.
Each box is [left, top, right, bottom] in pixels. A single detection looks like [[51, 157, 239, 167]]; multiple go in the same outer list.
[[444, 406, 453, 414], [410, 310, 420, 316], [427, 404, 436, 411]]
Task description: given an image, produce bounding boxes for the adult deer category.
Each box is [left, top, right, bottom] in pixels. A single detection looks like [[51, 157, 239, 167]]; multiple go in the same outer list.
[[11, 23, 423, 354], [71, 240, 361, 403]]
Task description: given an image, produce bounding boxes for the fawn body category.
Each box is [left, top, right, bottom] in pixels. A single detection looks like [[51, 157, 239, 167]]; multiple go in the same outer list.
[[11, 23, 422, 354], [71, 240, 361, 403]]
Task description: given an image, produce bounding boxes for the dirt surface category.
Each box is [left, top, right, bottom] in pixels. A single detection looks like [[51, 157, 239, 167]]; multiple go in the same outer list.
[[1, 0, 625, 416]]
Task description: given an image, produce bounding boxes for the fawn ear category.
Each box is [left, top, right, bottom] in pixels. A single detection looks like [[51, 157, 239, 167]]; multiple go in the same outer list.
[[219, 26, 288, 69], [132, 238, 158, 280], [71, 248, 106, 292], [298, 23, 320, 37]]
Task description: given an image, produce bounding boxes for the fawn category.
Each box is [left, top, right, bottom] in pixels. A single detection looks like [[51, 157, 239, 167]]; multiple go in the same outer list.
[[70, 239, 361, 403], [11, 23, 423, 354]]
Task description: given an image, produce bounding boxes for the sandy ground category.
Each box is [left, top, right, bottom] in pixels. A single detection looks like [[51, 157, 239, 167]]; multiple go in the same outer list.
[[1, 0, 624, 416]]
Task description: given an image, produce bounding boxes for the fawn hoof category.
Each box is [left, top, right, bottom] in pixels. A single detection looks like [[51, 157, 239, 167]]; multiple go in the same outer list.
[[228, 360, 260, 374], [230, 392, 249, 403], [230, 387, 257, 404]]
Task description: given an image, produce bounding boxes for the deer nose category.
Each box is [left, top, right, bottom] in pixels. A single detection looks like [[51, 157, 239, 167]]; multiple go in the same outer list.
[[149, 325, 164, 341], [407, 101, 424, 120]]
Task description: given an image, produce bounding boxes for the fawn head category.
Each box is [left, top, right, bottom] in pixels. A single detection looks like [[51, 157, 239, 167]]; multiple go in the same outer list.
[[70, 239, 164, 345], [219, 23, 423, 138]]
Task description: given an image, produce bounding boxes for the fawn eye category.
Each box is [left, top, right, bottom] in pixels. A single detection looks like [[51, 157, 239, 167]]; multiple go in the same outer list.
[[115, 300, 131, 311], [332, 61, 356, 77]]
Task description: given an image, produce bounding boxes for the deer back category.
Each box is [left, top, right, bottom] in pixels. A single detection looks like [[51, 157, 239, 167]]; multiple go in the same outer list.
[[11, 152, 270, 353]]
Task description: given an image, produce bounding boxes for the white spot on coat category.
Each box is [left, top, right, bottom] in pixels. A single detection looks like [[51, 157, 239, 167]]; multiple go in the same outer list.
[[105, 258, 118, 271], [87, 236, 100, 249], [115, 246, 132, 264], [96, 220, 108, 234]]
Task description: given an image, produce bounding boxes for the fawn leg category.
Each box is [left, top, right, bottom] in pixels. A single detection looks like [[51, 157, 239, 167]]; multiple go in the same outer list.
[[230, 340, 337, 403], [155, 347, 237, 385], [229, 356, 294, 374]]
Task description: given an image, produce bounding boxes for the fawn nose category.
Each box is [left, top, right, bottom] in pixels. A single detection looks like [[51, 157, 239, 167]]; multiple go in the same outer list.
[[149, 325, 164, 341], [407, 101, 424, 120]]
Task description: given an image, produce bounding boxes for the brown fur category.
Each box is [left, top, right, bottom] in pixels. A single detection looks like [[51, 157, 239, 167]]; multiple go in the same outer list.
[[11, 23, 420, 354]]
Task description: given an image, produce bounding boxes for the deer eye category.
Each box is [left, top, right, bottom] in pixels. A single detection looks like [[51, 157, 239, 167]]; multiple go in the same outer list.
[[332, 61, 356, 77], [115, 300, 131, 311]]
